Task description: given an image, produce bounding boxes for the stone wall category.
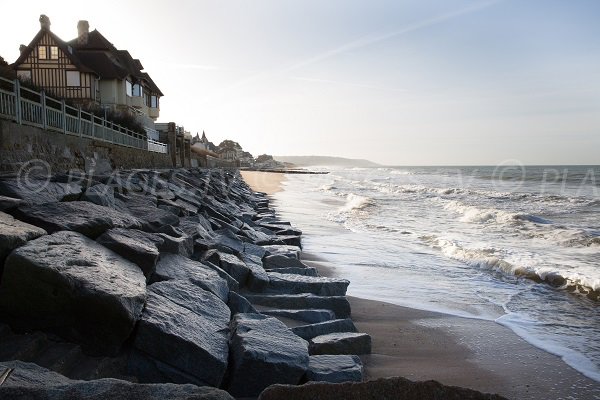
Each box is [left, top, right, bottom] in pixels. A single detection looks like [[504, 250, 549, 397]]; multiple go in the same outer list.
[[0, 119, 173, 173]]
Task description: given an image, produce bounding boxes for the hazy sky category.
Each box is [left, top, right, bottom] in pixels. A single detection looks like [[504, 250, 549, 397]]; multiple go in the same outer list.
[[1, 0, 599, 165]]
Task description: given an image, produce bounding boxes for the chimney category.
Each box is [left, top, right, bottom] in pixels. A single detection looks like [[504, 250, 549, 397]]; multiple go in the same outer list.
[[77, 20, 89, 45], [39, 15, 51, 30]]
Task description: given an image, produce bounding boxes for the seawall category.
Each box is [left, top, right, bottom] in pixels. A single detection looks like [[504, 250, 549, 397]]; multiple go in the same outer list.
[[0, 119, 173, 174]]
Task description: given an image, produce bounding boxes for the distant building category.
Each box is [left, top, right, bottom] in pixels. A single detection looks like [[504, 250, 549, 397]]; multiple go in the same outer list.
[[192, 131, 210, 151], [12, 15, 163, 128]]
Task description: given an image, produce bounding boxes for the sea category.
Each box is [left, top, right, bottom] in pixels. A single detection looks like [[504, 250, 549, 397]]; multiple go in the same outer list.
[[271, 165, 600, 382]]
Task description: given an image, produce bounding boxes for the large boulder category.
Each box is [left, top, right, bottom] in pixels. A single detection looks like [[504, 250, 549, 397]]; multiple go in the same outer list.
[[262, 309, 336, 324], [151, 254, 230, 303], [82, 183, 116, 207], [0, 179, 81, 205], [14, 201, 143, 238], [309, 332, 372, 355], [0, 195, 24, 211], [245, 294, 351, 318], [0, 231, 146, 354], [258, 377, 509, 400], [227, 313, 310, 397], [305, 355, 363, 383], [291, 319, 358, 341], [227, 291, 258, 315], [262, 245, 301, 259], [203, 250, 250, 286], [240, 253, 270, 292], [263, 255, 311, 270], [266, 272, 350, 296], [0, 361, 235, 400], [266, 267, 318, 277], [97, 228, 163, 277], [0, 212, 46, 279], [117, 193, 180, 233], [132, 281, 230, 387]]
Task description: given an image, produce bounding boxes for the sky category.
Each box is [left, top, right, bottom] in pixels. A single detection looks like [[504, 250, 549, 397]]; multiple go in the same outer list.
[[1, 0, 599, 165]]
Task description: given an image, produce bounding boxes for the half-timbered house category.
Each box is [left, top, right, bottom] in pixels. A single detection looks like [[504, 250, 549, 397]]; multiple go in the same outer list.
[[12, 15, 163, 127]]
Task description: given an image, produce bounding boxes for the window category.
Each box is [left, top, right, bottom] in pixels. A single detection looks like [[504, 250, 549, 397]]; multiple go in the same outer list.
[[50, 46, 59, 59], [151, 95, 158, 108], [132, 83, 142, 97], [38, 46, 47, 59], [126, 80, 133, 97], [66, 71, 81, 87], [17, 70, 32, 81]]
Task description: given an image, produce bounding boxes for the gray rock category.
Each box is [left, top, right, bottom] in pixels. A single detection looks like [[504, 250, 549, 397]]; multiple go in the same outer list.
[[291, 319, 358, 340], [0, 195, 24, 211], [243, 242, 267, 259], [151, 254, 230, 303], [128, 350, 209, 386], [200, 260, 240, 291], [262, 245, 301, 259], [0, 212, 46, 273], [263, 255, 311, 269], [267, 267, 318, 277], [306, 355, 363, 383], [120, 194, 180, 233], [174, 198, 199, 215], [97, 228, 162, 277], [240, 253, 270, 292], [227, 291, 258, 315], [82, 183, 116, 207], [266, 272, 350, 296], [258, 376, 508, 400], [132, 282, 230, 387], [203, 250, 250, 286], [0, 179, 82, 205], [0, 360, 73, 387], [0, 231, 146, 354], [309, 332, 372, 355], [156, 232, 193, 257], [276, 235, 302, 247], [14, 201, 143, 238], [0, 361, 234, 400], [227, 313, 309, 397], [262, 309, 336, 324], [245, 294, 351, 318]]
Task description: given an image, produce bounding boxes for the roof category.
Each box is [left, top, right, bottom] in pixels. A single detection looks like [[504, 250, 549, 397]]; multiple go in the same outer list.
[[13, 26, 162, 96], [13, 27, 95, 73]]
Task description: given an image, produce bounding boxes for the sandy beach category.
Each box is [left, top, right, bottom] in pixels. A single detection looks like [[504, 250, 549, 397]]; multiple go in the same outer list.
[[241, 170, 600, 400]]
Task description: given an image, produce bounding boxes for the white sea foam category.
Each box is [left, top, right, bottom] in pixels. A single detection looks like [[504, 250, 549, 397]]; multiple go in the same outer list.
[[339, 193, 375, 213]]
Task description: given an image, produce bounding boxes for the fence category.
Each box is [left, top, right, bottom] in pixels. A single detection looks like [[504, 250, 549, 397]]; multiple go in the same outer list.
[[0, 77, 168, 154]]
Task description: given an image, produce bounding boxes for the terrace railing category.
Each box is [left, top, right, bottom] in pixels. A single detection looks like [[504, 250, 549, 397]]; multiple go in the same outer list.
[[0, 77, 168, 154]]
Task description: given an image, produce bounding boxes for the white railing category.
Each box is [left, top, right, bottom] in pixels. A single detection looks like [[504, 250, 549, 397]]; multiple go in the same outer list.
[[0, 76, 168, 154]]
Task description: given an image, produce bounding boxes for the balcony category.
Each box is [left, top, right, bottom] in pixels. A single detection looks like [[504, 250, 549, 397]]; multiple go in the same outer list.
[[127, 95, 144, 109], [148, 107, 160, 119]]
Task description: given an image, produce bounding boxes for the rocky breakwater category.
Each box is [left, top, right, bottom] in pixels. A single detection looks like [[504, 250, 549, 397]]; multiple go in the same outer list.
[[0, 168, 367, 398]]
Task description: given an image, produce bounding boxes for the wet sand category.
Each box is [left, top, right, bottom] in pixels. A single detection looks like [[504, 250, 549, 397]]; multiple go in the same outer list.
[[241, 172, 600, 400], [240, 171, 285, 195]]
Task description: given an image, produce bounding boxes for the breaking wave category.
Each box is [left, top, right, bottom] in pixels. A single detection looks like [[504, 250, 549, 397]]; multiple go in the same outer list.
[[421, 235, 600, 298]]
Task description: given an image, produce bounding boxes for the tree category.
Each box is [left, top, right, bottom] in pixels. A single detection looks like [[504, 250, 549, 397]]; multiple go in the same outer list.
[[0, 55, 15, 79]]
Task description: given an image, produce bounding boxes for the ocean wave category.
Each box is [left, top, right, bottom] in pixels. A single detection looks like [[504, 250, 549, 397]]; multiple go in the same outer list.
[[420, 235, 600, 298], [339, 193, 375, 213], [442, 200, 544, 225]]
